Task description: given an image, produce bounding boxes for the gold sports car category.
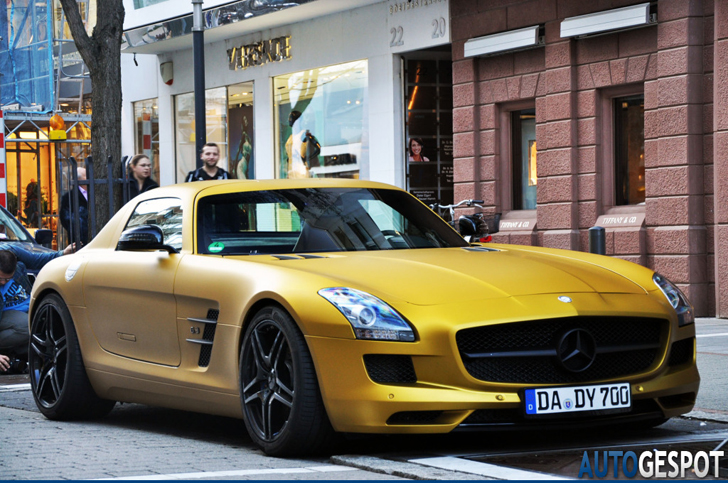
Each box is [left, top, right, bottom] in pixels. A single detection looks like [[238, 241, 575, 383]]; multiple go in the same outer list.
[[28, 179, 699, 456]]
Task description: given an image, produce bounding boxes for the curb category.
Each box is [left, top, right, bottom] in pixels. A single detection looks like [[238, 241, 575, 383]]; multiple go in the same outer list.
[[330, 455, 494, 480]]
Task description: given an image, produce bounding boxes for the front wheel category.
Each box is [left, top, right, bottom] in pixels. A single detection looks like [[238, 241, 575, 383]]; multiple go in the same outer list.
[[29, 293, 115, 420], [239, 306, 335, 456]]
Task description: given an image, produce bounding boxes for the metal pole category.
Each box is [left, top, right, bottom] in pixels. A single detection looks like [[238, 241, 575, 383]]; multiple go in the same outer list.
[[121, 155, 129, 205], [105, 155, 114, 224], [192, 0, 206, 169]]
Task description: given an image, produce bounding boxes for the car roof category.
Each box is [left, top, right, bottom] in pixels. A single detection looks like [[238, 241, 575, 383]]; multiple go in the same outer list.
[[132, 178, 405, 203]]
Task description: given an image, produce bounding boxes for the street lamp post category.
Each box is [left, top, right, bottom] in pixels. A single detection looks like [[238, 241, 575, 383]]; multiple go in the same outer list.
[[192, 0, 205, 169]]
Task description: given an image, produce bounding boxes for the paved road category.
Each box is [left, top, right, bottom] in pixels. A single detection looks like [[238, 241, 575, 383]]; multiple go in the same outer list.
[[1, 318, 726, 480]]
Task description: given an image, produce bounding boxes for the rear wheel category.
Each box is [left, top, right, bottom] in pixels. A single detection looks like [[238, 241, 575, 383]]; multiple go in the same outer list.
[[29, 294, 115, 420], [239, 306, 335, 456]]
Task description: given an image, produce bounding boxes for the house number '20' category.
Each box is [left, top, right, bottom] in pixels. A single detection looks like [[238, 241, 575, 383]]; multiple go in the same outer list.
[[432, 17, 446, 38]]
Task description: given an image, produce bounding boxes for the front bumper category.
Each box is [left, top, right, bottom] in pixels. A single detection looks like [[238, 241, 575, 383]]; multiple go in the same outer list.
[[305, 294, 700, 434]]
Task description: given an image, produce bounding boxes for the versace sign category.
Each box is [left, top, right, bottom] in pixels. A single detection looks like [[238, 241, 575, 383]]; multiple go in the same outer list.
[[227, 36, 291, 71]]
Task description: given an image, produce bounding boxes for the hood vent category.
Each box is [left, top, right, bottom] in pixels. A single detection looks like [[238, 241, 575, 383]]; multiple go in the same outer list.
[[272, 254, 327, 260], [463, 247, 499, 252]]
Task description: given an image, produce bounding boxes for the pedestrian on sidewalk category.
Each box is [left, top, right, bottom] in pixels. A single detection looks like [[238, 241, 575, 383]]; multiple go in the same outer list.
[[185, 143, 230, 182], [0, 244, 76, 373]]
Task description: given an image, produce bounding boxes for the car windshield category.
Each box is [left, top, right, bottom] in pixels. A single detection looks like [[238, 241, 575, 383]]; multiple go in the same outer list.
[[197, 188, 467, 255], [0, 207, 33, 243]]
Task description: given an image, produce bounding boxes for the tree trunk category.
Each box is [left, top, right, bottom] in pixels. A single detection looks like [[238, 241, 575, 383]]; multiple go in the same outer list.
[[59, 0, 125, 232]]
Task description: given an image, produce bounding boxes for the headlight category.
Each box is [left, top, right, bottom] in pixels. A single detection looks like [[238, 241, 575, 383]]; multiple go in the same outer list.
[[318, 287, 415, 342], [653, 273, 694, 326]]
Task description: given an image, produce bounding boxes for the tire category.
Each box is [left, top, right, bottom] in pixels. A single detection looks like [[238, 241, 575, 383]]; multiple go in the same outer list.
[[29, 293, 115, 420], [239, 306, 336, 456]]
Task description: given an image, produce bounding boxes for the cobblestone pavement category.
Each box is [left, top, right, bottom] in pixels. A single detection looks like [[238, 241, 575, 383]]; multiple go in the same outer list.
[[0, 403, 412, 481]]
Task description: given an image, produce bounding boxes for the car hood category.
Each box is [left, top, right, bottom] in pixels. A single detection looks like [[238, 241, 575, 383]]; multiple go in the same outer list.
[[257, 246, 647, 306]]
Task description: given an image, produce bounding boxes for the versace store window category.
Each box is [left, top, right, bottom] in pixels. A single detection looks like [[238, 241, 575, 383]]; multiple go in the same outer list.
[[273, 60, 368, 180], [132, 99, 161, 182], [174, 82, 255, 181]]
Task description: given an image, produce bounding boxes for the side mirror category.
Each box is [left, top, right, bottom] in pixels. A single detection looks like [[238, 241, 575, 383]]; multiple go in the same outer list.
[[116, 225, 177, 253], [35, 229, 53, 246]]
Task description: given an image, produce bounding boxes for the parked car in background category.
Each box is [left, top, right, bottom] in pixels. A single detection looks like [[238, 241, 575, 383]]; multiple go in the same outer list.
[[0, 204, 55, 284], [27, 179, 699, 457]]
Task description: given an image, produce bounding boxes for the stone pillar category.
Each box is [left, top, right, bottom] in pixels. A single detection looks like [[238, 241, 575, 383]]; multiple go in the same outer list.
[[452, 55, 481, 207], [538, 24, 579, 250], [714, 0, 728, 317], [645, 0, 708, 315]]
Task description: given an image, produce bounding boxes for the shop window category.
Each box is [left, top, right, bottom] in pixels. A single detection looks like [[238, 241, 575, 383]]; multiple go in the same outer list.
[[405, 57, 453, 207], [133, 99, 160, 182], [273, 60, 368, 179], [174, 87, 227, 182], [227, 82, 254, 179], [614, 95, 645, 205], [511, 109, 537, 210]]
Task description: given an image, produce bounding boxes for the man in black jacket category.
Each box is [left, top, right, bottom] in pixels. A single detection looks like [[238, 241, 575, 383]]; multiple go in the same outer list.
[[185, 143, 230, 182], [59, 167, 89, 245]]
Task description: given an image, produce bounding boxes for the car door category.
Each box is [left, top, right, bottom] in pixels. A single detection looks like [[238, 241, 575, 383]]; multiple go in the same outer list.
[[84, 197, 184, 366]]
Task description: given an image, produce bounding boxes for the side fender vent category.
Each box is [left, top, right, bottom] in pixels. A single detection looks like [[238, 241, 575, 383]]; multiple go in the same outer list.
[[186, 309, 219, 367]]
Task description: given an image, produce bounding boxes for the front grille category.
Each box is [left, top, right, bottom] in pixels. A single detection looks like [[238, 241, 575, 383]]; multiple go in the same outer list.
[[456, 316, 666, 384], [667, 338, 694, 367], [364, 354, 416, 384]]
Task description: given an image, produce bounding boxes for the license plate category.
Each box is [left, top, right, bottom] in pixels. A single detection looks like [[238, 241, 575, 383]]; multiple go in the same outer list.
[[524, 382, 631, 415]]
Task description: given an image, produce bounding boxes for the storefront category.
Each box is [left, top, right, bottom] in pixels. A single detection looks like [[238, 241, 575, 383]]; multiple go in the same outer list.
[[120, 0, 453, 204]]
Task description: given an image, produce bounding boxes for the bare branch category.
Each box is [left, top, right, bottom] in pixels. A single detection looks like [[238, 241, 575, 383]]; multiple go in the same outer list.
[[58, 0, 95, 63]]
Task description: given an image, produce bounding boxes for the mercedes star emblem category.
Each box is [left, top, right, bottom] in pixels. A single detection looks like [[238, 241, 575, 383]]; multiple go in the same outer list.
[[557, 328, 597, 372]]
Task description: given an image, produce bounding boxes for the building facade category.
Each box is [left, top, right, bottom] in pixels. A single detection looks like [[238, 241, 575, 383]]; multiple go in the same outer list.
[[450, 0, 727, 317], [121, 0, 455, 207], [120, 0, 726, 318]]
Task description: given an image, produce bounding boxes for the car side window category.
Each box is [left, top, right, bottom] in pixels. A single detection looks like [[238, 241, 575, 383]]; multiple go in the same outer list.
[[197, 193, 302, 255], [124, 198, 184, 251]]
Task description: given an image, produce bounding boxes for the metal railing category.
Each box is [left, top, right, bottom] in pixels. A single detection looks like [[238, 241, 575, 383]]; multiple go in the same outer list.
[[60, 155, 130, 247]]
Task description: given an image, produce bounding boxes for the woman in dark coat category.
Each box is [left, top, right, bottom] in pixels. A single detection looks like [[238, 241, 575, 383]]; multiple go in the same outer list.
[[127, 154, 159, 199]]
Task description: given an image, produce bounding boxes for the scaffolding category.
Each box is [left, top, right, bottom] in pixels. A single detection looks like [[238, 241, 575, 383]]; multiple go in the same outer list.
[[0, 0, 54, 112], [0, 0, 92, 248]]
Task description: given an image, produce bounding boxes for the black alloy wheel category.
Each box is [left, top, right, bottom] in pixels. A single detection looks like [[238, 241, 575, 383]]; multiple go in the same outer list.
[[29, 293, 115, 420], [240, 306, 335, 456]]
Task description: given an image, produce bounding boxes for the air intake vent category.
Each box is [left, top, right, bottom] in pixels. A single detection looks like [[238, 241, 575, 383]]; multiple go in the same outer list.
[[387, 411, 442, 425], [364, 354, 416, 384], [667, 338, 694, 367]]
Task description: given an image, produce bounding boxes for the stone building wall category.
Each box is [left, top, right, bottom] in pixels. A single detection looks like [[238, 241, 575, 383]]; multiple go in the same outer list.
[[450, 0, 726, 317]]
